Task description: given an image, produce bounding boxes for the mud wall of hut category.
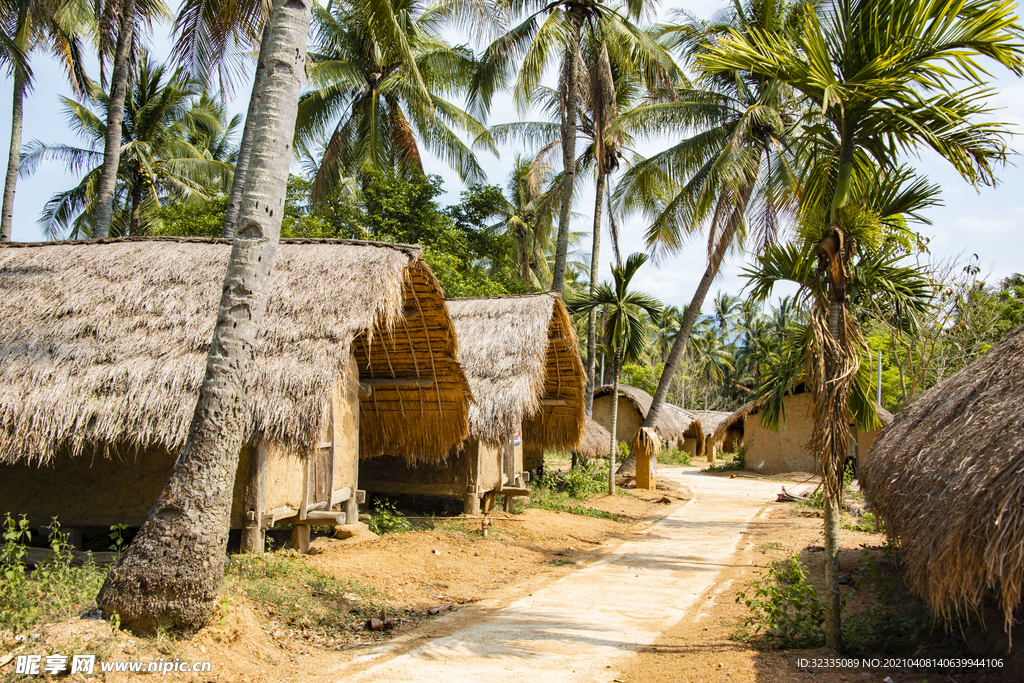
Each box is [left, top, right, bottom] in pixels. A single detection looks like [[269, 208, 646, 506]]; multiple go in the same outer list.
[[744, 392, 819, 475], [591, 395, 643, 445]]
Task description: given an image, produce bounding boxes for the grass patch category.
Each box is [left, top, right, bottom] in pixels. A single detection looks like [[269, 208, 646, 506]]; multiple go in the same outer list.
[[529, 497, 623, 520], [658, 447, 693, 466], [1, 514, 108, 634], [702, 447, 746, 473], [525, 462, 625, 520], [226, 550, 401, 645], [367, 497, 413, 535]]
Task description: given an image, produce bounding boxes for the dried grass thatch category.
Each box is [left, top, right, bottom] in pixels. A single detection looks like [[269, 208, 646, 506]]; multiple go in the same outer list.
[[0, 237, 471, 466], [593, 384, 703, 445], [448, 293, 585, 451], [695, 410, 734, 439], [579, 417, 611, 459], [861, 323, 1024, 634]]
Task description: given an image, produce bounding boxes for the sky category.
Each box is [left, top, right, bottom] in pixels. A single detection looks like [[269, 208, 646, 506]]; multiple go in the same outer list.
[[1, 0, 1023, 316]]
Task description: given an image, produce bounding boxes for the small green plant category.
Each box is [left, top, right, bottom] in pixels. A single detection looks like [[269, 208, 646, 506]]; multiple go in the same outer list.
[[735, 554, 825, 648], [109, 523, 129, 558], [368, 498, 412, 535], [843, 547, 933, 651], [842, 512, 884, 533], [658, 447, 692, 466], [0, 514, 107, 633]]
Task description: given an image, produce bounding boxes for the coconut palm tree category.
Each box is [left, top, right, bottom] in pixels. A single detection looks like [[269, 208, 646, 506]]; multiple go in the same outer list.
[[0, 0, 92, 241], [500, 155, 559, 287], [568, 252, 661, 494], [91, 0, 170, 238], [488, 28, 668, 410], [23, 55, 236, 238], [294, 0, 493, 204], [470, 0, 678, 294], [97, 0, 312, 634], [702, 0, 1023, 649], [612, 0, 807, 440]]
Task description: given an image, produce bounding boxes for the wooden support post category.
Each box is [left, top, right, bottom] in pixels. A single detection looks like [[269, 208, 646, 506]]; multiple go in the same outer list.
[[241, 444, 268, 553], [291, 524, 311, 553], [503, 494, 514, 513], [464, 491, 481, 515], [707, 441, 717, 463]]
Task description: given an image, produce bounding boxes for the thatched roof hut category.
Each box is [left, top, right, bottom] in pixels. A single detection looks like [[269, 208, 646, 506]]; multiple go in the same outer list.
[[579, 417, 611, 460], [861, 324, 1024, 631], [714, 392, 893, 473], [0, 237, 471, 466], [359, 292, 587, 514], [448, 293, 585, 451], [592, 384, 703, 452]]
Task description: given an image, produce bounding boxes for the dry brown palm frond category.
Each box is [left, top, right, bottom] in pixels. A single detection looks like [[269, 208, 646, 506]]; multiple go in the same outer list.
[[862, 323, 1024, 638]]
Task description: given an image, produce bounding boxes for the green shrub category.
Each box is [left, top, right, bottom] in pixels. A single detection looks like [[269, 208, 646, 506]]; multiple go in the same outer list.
[[367, 498, 412, 535], [736, 554, 825, 648], [843, 547, 932, 652], [658, 447, 692, 466], [0, 514, 107, 633]]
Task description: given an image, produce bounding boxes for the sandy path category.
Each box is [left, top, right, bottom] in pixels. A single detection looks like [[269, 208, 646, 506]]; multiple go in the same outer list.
[[329, 467, 779, 683]]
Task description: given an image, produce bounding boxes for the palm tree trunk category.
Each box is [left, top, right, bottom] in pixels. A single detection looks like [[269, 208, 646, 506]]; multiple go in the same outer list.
[[585, 171, 605, 415], [92, 0, 137, 239], [607, 348, 621, 496], [223, 23, 272, 239], [642, 191, 749, 437], [551, 27, 580, 294], [97, 0, 312, 635], [1, 68, 26, 242], [822, 297, 843, 652], [129, 175, 143, 236]]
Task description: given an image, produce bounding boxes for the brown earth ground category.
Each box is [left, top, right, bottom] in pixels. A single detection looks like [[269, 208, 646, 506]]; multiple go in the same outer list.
[[2, 467, 1021, 683]]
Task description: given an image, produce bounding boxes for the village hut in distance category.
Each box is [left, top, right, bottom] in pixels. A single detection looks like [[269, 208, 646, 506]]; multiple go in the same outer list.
[[861, 323, 1024, 636], [592, 385, 704, 456], [710, 390, 892, 475], [693, 410, 738, 462], [359, 293, 586, 513], [0, 237, 472, 552], [578, 417, 612, 461]]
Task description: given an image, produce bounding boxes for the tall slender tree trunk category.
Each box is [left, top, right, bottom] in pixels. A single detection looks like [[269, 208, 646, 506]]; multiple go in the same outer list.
[[822, 297, 844, 651], [1, 68, 26, 242], [223, 23, 272, 239], [607, 349, 621, 496], [129, 175, 143, 236], [92, 0, 137, 238], [551, 25, 580, 294], [585, 171, 605, 415], [642, 191, 749, 435], [97, 0, 312, 634]]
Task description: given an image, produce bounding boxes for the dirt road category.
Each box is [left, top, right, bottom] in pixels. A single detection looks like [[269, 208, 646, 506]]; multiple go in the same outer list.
[[330, 467, 779, 683]]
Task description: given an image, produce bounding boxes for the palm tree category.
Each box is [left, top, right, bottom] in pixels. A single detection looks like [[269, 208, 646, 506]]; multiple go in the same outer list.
[[294, 0, 492, 204], [22, 55, 235, 238], [97, 0, 312, 634], [91, 0, 170, 238], [568, 252, 661, 494], [471, 0, 678, 294], [0, 0, 92, 241], [500, 155, 559, 287], [611, 0, 806, 438], [712, 291, 740, 335], [488, 28, 666, 410], [702, 0, 1023, 650]]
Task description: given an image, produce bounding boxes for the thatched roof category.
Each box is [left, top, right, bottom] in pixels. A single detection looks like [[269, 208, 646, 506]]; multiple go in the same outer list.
[[447, 293, 585, 451], [694, 410, 734, 439], [579, 417, 611, 459], [593, 384, 703, 444], [0, 237, 471, 466], [861, 323, 1024, 631]]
